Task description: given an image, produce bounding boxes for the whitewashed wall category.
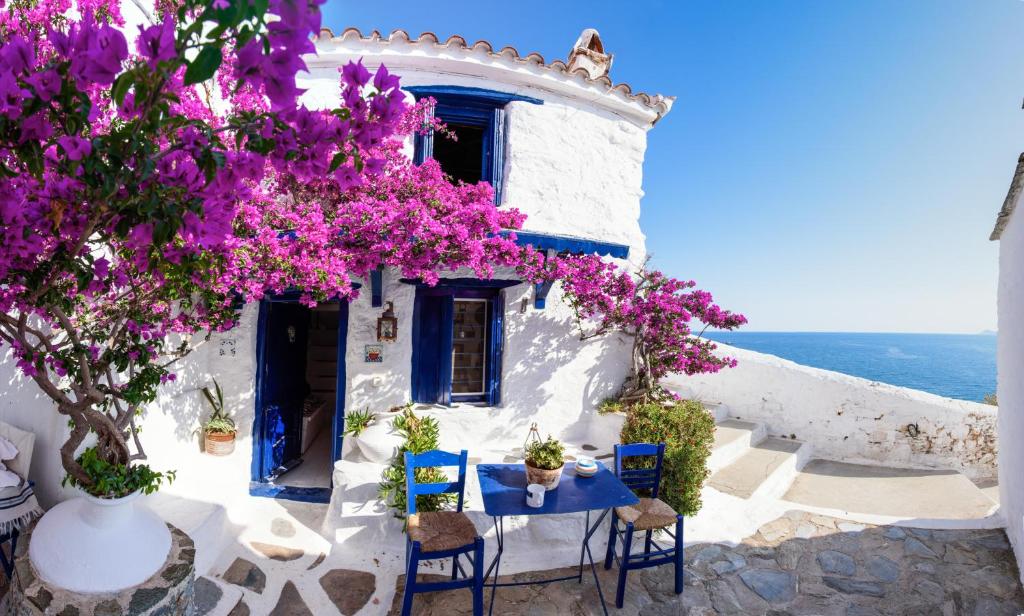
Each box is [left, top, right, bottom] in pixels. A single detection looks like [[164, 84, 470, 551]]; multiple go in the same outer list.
[[666, 344, 998, 480], [0, 54, 651, 512], [997, 206, 1024, 581]]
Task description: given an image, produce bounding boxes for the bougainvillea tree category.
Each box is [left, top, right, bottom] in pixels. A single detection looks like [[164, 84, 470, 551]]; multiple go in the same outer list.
[[0, 0, 531, 493], [0, 0, 742, 497], [523, 255, 747, 403]]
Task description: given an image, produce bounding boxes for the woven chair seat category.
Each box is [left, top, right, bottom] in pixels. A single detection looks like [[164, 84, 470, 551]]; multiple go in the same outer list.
[[407, 511, 478, 553], [614, 497, 678, 531]]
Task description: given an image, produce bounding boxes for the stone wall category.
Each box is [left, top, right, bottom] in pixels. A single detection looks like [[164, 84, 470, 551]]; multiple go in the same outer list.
[[997, 200, 1024, 581], [665, 344, 998, 480], [10, 523, 195, 615]]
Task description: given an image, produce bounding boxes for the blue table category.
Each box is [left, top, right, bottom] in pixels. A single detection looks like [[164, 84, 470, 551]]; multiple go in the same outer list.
[[476, 463, 639, 616]]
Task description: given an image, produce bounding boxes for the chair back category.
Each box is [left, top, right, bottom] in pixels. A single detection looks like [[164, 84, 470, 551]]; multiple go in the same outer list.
[[404, 449, 468, 516], [613, 442, 666, 499]]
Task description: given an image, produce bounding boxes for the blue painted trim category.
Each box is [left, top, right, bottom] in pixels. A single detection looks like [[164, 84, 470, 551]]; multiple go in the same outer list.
[[405, 85, 544, 107], [248, 482, 331, 504], [534, 280, 554, 310], [502, 230, 630, 259], [400, 278, 521, 289], [331, 301, 349, 467], [250, 300, 271, 483], [487, 292, 504, 406], [370, 268, 383, 308]]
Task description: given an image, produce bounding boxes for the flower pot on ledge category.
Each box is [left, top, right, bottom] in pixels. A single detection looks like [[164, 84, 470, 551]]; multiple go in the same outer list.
[[28, 489, 171, 593], [525, 460, 564, 491]]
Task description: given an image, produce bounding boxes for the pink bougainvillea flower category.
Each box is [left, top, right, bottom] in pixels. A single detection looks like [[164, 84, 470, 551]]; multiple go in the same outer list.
[[136, 16, 176, 68]]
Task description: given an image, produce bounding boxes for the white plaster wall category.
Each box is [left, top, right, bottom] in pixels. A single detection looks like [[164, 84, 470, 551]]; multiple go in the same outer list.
[[665, 344, 998, 480], [0, 42, 646, 568], [343, 264, 633, 453], [298, 59, 650, 266], [502, 99, 647, 261], [996, 207, 1024, 581]]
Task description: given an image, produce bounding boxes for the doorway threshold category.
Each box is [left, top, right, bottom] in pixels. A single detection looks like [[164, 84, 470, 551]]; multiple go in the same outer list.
[[249, 481, 331, 504]]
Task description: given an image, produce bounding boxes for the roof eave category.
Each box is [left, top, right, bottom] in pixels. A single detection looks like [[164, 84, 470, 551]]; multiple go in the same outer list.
[[311, 28, 674, 128], [991, 152, 1024, 241]]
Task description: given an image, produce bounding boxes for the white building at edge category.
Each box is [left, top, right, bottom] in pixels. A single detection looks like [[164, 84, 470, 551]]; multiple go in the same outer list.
[[0, 28, 673, 518], [992, 153, 1024, 583]]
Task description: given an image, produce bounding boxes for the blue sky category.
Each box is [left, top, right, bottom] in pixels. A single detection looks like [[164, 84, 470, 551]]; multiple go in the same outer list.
[[322, 1, 1023, 333]]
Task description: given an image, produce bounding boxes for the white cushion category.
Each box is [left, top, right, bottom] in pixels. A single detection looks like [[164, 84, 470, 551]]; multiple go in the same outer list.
[[0, 421, 34, 480], [0, 436, 17, 461]]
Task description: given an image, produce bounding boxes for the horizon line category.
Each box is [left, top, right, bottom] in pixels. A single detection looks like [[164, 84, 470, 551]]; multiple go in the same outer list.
[[705, 330, 996, 336]]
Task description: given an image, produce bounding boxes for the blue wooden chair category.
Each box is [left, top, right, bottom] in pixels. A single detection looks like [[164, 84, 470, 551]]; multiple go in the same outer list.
[[401, 449, 484, 616], [603, 443, 684, 609]]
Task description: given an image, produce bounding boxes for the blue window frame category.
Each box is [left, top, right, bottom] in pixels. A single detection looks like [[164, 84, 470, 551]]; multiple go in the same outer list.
[[407, 86, 543, 205], [408, 278, 517, 406]]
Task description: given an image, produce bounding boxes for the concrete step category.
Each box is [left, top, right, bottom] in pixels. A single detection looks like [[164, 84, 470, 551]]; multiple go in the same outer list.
[[708, 419, 766, 473], [145, 494, 229, 576], [707, 437, 810, 500], [782, 459, 999, 520]]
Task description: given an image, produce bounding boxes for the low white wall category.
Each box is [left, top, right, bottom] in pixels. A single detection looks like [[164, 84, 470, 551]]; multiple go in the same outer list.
[[997, 205, 1024, 580], [665, 344, 998, 480]]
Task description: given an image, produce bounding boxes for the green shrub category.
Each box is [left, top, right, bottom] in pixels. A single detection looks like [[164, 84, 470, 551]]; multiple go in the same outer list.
[[619, 396, 715, 516], [525, 436, 565, 470], [343, 408, 376, 437], [63, 447, 176, 499], [598, 398, 626, 415], [983, 393, 998, 406], [378, 407, 456, 519]]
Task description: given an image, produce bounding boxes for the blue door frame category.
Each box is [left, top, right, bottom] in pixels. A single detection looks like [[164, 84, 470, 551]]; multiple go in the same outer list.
[[250, 293, 349, 504]]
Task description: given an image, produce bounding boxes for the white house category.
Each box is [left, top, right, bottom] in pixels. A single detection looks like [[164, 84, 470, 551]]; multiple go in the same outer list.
[[992, 153, 1024, 582], [0, 27, 674, 545]]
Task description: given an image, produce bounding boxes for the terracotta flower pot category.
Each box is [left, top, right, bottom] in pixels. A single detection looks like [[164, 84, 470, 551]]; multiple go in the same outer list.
[[525, 460, 564, 490], [205, 431, 236, 456]]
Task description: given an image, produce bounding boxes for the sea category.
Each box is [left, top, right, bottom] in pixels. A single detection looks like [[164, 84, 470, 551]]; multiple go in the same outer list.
[[702, 332, 997, 403]]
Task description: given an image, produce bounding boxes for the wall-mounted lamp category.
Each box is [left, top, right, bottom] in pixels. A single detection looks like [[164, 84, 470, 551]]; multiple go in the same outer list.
[[377, 301, 398, 342], [287, 325, 296, 344]]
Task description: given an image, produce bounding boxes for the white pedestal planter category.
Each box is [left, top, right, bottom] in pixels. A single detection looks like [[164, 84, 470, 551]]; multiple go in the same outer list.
[[29, 490, 172, 593], [350, 411, 403, 463]]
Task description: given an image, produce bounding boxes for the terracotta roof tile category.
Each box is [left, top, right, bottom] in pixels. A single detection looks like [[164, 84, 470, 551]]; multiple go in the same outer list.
[[316, 27, 674, 119]]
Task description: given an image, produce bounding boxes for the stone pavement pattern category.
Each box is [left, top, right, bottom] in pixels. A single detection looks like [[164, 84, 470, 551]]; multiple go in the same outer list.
[[383, 511, 1024, 616]]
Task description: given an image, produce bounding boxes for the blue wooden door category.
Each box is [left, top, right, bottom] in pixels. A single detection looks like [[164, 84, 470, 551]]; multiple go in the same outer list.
[[411, 293, 453, 405], [256, 302, 310, 481]]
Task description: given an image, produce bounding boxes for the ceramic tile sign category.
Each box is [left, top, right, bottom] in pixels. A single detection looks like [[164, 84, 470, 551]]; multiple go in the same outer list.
[[364, 344, 383, 363]]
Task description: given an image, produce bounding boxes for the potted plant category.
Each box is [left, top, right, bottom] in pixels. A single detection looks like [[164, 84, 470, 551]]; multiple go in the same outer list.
[[525, 436, 566, 490], [30, 447, 176, 593], [341, 407, 376, 458], [201, 379, 236, 456]]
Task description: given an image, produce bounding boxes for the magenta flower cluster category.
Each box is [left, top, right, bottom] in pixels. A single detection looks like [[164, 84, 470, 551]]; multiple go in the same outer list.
[[0, 0, 745, 484]]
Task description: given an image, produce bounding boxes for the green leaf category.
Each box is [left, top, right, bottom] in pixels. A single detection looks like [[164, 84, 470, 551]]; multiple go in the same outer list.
[[328, 151, 347, 172], [183, 46, 222, 86], [111, 71, 134, 106]]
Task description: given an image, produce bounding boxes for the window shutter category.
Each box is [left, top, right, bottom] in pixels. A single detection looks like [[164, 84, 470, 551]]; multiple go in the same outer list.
[[486, 292, 505, 406], [491, 107, 506, 205], [411, 292, 454, 405], [412, 104, 435, 165]]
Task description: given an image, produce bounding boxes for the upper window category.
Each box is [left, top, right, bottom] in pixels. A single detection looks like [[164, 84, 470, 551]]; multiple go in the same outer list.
[[407, 86, 544, 205]]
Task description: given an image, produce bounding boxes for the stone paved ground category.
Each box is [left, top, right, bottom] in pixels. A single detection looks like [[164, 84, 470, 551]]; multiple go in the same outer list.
[[385, 511, 1024, 616]]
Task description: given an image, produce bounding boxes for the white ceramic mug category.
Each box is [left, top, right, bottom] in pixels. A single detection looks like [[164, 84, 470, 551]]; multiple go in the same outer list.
[[526, 483, 545, 508]]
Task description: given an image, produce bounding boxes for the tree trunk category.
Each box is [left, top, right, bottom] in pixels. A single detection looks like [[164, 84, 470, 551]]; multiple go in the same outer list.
[[57, 402, 133, 487]]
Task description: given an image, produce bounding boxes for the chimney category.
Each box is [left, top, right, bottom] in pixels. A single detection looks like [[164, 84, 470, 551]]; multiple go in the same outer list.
[[567, 28, 613, 80]]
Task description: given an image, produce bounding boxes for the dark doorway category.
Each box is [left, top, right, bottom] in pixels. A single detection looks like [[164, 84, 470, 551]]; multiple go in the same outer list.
[[252, 298, 348, 502]]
